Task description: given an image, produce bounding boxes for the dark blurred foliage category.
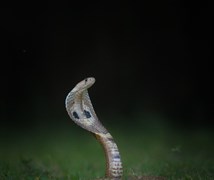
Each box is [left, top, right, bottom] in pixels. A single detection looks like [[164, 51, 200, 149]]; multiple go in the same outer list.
[[0, 2, 213, 134]]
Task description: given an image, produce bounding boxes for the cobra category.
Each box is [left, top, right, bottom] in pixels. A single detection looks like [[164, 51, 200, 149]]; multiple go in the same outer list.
[[65, 77, 123, 179]]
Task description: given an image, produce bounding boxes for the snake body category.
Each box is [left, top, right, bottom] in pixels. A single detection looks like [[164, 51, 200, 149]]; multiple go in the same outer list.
[[65, 77, 123, 179]]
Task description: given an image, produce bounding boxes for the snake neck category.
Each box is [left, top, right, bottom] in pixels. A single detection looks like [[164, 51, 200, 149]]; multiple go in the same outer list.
[[95, 133, 123, 179]]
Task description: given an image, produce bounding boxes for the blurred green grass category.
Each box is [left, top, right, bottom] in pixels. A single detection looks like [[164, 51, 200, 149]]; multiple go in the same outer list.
[[0, 116, 214, 179]]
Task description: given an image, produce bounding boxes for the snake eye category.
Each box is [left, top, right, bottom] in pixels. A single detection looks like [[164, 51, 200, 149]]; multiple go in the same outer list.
[[84, 78, 88, 83]]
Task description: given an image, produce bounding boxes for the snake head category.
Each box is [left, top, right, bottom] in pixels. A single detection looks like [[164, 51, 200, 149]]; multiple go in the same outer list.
[[71, 77, 95, 93]]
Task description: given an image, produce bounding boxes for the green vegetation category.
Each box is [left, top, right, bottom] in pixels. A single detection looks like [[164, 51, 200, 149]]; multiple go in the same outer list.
[[0, 116, 214, 180]]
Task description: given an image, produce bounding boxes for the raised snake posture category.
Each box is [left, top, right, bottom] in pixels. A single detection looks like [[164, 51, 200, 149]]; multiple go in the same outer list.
[[65, 77, 123, 179]]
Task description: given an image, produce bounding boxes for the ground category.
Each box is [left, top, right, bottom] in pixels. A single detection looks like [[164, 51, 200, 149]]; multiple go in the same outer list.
[[0, 117, 213, 180]]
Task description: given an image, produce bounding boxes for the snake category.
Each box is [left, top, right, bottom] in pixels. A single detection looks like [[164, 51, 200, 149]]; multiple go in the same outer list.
[[65, 77, 123, 179]]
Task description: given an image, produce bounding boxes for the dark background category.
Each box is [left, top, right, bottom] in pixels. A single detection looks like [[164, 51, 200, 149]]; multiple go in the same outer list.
[[0, 2, 213, 135]]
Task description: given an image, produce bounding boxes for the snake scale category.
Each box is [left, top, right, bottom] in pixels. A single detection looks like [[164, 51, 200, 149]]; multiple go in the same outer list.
[[65, 77, 123, 179]]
